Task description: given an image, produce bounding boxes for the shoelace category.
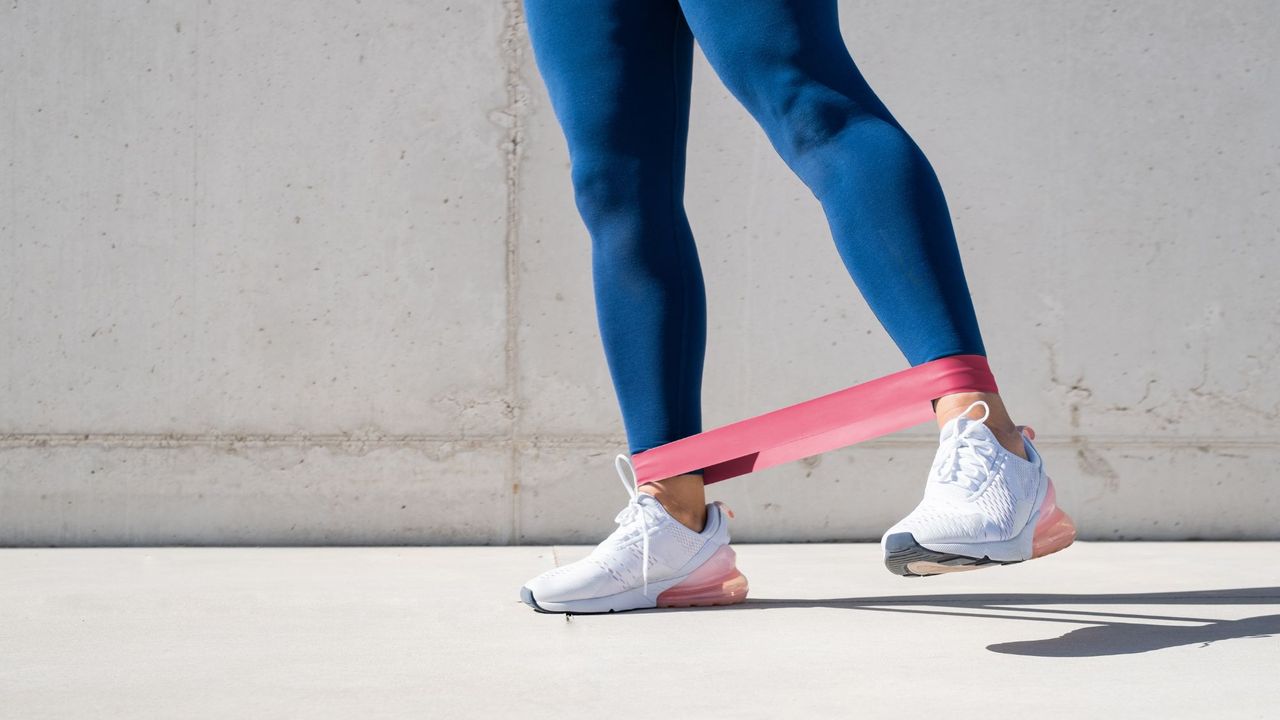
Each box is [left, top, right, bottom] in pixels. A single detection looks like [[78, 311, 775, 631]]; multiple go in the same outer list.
[[933, 399, 998, 493], [613, 453, 656, 596]]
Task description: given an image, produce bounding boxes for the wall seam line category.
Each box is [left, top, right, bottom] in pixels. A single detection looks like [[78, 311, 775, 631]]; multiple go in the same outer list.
[[499, 0, 529, 544], [2, 433, 1278, 449]]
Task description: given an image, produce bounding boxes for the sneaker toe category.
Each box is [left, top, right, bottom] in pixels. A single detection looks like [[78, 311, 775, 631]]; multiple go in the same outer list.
[[884, 510, 992, 547], [521, 559, 620, 604]]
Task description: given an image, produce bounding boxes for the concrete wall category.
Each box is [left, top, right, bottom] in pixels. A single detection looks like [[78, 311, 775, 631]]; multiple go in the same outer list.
[[2, 0, 1276, 545]]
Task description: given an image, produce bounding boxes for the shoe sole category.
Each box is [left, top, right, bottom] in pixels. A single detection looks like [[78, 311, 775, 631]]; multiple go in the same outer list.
[[520, 545, 749, 614], [884, 477, 1077, 578]]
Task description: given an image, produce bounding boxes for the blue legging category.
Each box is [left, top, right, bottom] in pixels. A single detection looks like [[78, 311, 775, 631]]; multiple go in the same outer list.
[[524, 0, 986, 459]]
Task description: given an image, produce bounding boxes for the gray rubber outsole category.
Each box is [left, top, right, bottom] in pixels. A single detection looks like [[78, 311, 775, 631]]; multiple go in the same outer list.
[[882, 531, 1022, 577]]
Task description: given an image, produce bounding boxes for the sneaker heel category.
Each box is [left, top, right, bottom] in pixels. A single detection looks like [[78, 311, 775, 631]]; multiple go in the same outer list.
[[1032, 478, 1077, 558], [656, 545, 749, 608]]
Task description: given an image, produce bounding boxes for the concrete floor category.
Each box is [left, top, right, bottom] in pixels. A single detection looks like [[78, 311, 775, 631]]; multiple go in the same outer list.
[[2, 543, 1277, 719]]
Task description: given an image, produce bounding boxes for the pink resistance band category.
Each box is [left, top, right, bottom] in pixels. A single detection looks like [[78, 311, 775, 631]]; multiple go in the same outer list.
[[632, 354, 998, 485]]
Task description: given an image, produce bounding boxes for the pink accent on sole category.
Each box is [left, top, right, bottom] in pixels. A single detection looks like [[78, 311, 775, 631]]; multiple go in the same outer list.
[[656, 545, 750, 608], [632, 354, 998, 485], [1019, 425, 1077, 560], [1032, 478, 1077, 559]]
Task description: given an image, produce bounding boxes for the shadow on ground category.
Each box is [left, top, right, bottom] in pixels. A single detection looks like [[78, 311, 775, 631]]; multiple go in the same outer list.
[[664, 587, 1280, 657]]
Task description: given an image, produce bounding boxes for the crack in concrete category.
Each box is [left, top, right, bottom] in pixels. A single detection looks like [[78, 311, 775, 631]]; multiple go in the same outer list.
[[1044, 341, 1118, 498]]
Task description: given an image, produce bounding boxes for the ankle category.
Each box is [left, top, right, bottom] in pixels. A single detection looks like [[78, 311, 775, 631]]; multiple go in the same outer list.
[[934, 392, 1028, 461], [987, 425, 1029, 462], [639, 474, 707, 532]]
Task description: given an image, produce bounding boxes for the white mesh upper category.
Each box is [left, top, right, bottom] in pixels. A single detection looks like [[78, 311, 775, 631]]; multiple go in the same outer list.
[[886, 408, 1046, 546], [525, 493, 730, 604]]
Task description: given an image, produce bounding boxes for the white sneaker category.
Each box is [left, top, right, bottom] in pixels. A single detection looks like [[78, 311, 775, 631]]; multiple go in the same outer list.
[[520, 454, 749, 614], [882, 400, 1075, 577]]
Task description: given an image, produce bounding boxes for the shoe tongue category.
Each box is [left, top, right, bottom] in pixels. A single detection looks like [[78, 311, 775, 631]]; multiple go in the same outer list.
[[938, 415, 964, 443], [934, 415, 985, 477], [944, 411, 988, 438], [634, 493, 668, 517]]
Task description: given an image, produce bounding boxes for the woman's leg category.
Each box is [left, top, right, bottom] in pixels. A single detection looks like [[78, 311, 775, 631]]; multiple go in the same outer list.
[[523, 0, 707, 528], [676, 0, 1024, 455], [675, 0, 1073, 577]]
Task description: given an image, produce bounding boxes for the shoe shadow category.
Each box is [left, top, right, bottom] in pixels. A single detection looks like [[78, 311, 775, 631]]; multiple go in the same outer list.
[[667, 587, 1280, 657]]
